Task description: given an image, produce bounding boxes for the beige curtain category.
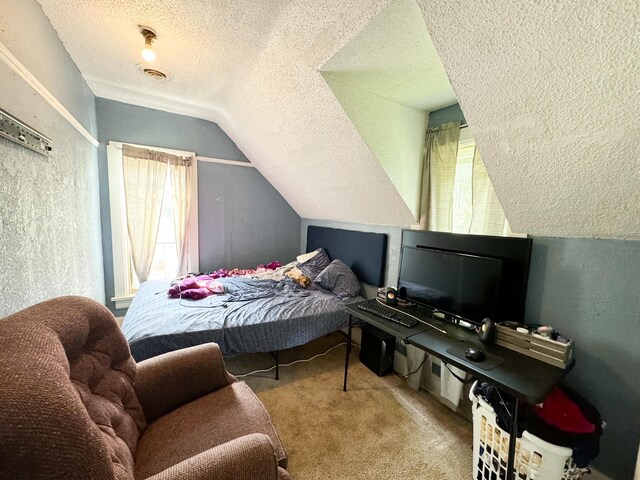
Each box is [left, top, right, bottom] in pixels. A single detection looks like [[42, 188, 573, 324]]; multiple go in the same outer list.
[[469, 149, 509, 236], [168, 156, 193, 276], [122, 145, 169, 283], [419, 122, 461, 230]]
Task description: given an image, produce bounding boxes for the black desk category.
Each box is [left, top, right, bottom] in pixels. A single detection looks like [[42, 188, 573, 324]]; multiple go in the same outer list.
[[343, 302, 574, 480]]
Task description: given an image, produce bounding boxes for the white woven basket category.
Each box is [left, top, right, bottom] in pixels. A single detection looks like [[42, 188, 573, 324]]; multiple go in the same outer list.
[[470, 382, 587, 480]]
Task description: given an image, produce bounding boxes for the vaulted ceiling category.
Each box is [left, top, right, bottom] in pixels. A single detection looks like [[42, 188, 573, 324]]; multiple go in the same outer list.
[[418, 0, 640, 239], [37, 0, 419, 227], [37, 0, 640, 238]]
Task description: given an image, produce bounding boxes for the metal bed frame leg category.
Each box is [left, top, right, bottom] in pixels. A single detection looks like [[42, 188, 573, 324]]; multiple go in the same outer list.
[[271, 351, 279, 380], [343, 314, 352, 392]]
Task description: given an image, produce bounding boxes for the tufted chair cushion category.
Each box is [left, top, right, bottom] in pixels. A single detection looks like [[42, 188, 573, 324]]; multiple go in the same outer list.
[[0, 296, 146, 479]]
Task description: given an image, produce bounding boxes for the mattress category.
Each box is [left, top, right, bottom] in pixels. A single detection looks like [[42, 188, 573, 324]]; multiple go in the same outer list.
[[122, 277, 362, 361]]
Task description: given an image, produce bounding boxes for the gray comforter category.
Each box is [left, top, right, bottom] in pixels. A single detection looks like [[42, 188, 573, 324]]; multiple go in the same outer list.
[[122, 277, 361, 361]]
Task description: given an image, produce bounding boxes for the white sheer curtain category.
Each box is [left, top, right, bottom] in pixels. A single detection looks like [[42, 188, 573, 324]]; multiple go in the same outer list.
[[122, 145, 168, 283], [122, 145, 194, 283], [168, 156, 193, 276], [470, 148, 510, 236]]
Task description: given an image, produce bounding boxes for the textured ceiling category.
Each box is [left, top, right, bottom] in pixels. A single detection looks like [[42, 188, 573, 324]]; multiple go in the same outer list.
[[37, 0, 417, 226], [36, 0, 640, 237], [319, 0, 452, 219], [321, 0, 455, 110], [417, 0, 640, 239]]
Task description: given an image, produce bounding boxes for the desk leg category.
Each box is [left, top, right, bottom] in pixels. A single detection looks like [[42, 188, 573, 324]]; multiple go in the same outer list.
[[506, 397, 519, 480], [343, 315, 352, 392], [270, 351, 280, 380]]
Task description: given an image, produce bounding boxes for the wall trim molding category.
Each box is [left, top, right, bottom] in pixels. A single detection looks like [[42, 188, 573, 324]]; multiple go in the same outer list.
[[0, 41, 99, 147], [196, 156, 255, 168]]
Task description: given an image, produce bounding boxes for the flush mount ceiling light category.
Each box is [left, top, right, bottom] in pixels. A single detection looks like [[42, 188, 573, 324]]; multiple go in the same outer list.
[[138, 25, 157, 62]]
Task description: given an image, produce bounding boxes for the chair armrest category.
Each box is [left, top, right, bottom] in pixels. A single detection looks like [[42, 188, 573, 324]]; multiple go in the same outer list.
[[143, 433, 280, 480], [135, 343, 236, 422]]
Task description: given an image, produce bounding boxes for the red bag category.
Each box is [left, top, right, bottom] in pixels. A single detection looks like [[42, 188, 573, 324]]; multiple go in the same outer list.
[[535, 387, 595, 434]]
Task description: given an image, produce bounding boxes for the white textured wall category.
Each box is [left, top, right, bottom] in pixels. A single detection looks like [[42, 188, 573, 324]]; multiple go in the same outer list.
[[0, 0, 103, 316], [322, 74, 427, 218], [418, 0, 640, 239]]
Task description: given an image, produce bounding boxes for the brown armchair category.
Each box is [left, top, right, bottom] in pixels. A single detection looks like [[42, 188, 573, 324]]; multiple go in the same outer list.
[[0, 296, 289, 480]]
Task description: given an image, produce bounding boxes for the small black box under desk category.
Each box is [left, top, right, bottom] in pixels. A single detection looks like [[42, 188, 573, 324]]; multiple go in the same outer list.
[[359, 323, 395, 376]]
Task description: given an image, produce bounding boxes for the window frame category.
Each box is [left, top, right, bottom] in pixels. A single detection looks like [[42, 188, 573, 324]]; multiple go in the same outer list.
[[107, 141, 199, 309]]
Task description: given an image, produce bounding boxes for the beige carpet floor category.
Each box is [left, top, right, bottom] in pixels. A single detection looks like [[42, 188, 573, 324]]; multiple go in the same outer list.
[[224, 332, 473, 480]]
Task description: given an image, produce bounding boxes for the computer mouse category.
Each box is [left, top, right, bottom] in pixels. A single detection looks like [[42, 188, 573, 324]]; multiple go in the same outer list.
[[465, 347, 485, 362]]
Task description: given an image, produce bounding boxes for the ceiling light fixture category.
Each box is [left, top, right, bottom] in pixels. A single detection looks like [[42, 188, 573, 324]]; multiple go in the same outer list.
[[136, 64, 172, 82], [138, 25, 157, 62]]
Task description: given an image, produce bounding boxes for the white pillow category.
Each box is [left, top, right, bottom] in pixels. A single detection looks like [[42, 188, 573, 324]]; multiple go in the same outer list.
[[296, 250, 319, 264]]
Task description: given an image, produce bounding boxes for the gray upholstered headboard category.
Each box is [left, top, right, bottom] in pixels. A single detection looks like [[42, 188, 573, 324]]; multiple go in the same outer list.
[[305, 226, 388, 287]]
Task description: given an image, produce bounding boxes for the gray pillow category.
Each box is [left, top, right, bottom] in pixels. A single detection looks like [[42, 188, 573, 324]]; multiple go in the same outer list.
[[314, 259, 360, 298], [298, 248, 331, 280]]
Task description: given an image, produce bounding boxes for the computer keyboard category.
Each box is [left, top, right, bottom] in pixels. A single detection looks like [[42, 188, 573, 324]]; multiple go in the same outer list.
[[357, 299, 418, 328]]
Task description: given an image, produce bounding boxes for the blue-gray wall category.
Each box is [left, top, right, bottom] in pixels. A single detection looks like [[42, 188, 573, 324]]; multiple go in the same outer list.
[[428, 103, 466, 127], [526, 237, 640, 479], [0, 0, 97, 136], [0, 0, 104, 317], [199, 163, 300, 271], [95, 99, 248, 162], [96, 99, 300, 315]]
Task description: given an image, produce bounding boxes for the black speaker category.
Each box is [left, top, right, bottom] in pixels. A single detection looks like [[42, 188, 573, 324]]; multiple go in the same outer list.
[[385, 287, 398, 305], [360, 324, 395, 376], [477, 317, 495, 343]]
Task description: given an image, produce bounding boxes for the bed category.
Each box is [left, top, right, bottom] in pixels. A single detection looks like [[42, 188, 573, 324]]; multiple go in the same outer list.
[[122, 226, 387, 362]]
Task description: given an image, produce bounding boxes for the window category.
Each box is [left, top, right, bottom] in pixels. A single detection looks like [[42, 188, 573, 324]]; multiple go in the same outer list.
[[130, 173, 178, 290], [451, 133, 475, 234], [423, 123, 519, 237], [108, 142, 199, 309]]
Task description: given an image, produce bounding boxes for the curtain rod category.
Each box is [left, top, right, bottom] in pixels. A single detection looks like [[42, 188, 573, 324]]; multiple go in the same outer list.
[[427, 122, 469, 133]]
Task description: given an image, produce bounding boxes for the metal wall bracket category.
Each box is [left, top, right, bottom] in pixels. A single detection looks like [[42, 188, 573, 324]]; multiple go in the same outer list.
[[0, 107, 52, 156]]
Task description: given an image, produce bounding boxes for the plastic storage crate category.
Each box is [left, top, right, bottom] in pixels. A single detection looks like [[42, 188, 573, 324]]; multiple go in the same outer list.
[[470, 383, 587, 480]]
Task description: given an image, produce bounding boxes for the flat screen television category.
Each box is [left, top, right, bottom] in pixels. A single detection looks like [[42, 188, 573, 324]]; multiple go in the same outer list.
[[398, 246, 502, 325], [399, 230, 533, 325]]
